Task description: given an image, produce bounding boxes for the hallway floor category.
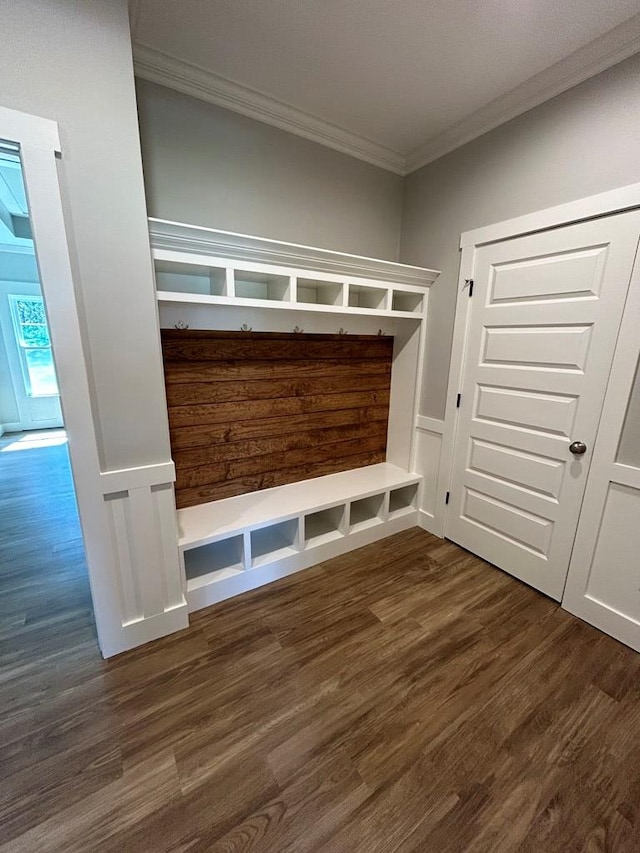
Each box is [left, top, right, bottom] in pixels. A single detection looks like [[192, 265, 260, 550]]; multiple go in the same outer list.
[[2, 518, 640, 851], [0, 427, 97, 687]]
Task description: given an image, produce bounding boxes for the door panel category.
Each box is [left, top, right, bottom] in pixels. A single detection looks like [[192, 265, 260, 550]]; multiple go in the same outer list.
[[475, 385, 578, 437], [446, 211, 640, 600], [481, 324, 592, 371], [489, 245, 607, 303]]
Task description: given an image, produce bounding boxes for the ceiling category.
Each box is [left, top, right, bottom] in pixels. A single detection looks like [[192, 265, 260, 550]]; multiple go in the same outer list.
[[130, 0, 640, 175], [0, 151, 33, 249]]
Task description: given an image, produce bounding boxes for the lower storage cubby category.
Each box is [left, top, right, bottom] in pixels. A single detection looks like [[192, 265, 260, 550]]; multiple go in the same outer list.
[[178, 464, 422, 610], [388, 483, 418, 517], [184, 535, 245, 589], [349, 493, 385, 533], [304, 505, 345, 548], [251, 518, 299, 567]]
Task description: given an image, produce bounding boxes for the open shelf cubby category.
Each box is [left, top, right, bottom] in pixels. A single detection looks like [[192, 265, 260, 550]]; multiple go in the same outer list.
[[250, 518, 300, 568], [234, 270, 291, 301], [388, 483, 419, 517], [304, 505, 345, 548], [155, 260, 227, 297], [348, 284, 388, 311], [392, 290, 424, 313], [296, 278, 344, 306], [349, 493, 385, 533], [184, 534, 245, 589]]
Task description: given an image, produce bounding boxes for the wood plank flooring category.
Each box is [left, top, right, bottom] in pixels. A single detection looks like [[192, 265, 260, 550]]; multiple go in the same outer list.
[[2, 445, 640, 850], [0, 429, 96, 667]]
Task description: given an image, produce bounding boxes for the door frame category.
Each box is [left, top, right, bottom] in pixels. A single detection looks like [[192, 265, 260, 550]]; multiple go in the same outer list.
[[0, 104, 125, 656], [433, 182, 640, 539]]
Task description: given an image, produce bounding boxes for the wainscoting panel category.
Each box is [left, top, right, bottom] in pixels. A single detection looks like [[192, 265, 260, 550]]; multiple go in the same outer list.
[[563, 464, 640, 651], [100, 461, 188, 651], [414, 416, 444, 534]]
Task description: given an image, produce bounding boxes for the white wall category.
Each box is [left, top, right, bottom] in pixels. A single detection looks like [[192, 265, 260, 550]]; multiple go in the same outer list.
[[136, 79, 404, 261], [401, 51, 640, 420], [1, 0, 187, 657], [0, 250, 38, 283], [1, 0, 170, 470], [0, 250, 38, 426], [0, 320, 18, 427]]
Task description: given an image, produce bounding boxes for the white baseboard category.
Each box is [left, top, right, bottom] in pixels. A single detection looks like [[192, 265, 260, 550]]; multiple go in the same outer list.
[[0, 422, 23, 435], [418, 509, 444, 537]]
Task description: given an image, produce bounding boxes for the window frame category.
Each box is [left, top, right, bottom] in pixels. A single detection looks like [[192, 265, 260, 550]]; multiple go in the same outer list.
[[7, 292, 59, 397]]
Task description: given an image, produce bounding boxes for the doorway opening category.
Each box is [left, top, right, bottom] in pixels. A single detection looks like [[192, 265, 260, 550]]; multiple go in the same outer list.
[[0, 142, 97, 666]]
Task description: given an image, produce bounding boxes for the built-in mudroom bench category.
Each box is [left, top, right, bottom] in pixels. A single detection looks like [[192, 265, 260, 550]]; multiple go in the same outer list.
[[150, 218, 439, 612]]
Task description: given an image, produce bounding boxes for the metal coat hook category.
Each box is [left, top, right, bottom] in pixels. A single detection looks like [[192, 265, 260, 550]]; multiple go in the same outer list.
[[174, 321, 189, 330], [293, 325, 303, 333], [338, 327, 348, 335], [240, 323, 252, 332], [377, 329, 386, 336]]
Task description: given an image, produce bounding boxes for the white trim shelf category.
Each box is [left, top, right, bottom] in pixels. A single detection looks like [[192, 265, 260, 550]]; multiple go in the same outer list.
[[150, 219, 438, 324], [149, 218, 439, 287], [177, 463, 422, 612], [156, 289, 424, 320]]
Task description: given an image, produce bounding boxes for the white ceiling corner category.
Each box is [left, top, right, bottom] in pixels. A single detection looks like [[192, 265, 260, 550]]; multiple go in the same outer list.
[[405, 12, 640, 173], [132, 45, 406, 174], [132, 4, 640, 177]]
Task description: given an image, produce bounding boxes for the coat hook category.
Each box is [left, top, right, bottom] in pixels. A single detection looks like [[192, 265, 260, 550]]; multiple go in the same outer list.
[[240, 323, 252, 332], [174, 321, 189, 330], [293, 325, 303, 333], [377, 329, 386, 336], [338, 327, 348, 335]]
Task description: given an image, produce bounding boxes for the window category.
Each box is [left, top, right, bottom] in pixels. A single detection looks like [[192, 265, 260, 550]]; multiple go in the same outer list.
[[8, 294, 59, 396]]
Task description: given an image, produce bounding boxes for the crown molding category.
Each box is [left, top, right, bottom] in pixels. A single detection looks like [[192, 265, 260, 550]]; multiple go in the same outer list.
[[132, 44, 406, 175], [133, 13, 640, 178], [405, 12, 640, 174], [148, 218, 439, 287]]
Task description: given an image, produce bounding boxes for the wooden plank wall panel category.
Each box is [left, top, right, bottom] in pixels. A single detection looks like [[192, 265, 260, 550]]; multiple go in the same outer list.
[[161, 330, 393, 508]]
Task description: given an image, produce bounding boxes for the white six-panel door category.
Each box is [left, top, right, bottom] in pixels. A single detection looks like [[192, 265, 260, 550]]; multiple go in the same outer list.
[[445, 210, 640, 600]]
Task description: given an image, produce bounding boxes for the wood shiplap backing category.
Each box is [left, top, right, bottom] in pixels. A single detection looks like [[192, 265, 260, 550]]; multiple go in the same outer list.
[[160, 330, 393, 508]]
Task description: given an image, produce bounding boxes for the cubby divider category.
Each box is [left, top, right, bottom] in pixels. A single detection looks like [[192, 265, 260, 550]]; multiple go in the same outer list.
[[348, 284, 389, 310], [250, 518, 300, 568], [234, 270, 291, 302], [184, 534, 245, 589], [304, 504, 346, 548], [349, 493, 386, 533], [392, 291, 424, 313], [296, 278, 344, 306], [388, 483, 419, 518], [155, 260, 227, 297]]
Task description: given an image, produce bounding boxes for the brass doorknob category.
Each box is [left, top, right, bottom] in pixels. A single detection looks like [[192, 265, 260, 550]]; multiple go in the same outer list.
[[569, 441, 587, 455]]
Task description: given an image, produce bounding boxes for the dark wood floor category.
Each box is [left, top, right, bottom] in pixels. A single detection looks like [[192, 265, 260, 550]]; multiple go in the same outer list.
[[2, 443, 640, 851], [0, 428, 95, 656]]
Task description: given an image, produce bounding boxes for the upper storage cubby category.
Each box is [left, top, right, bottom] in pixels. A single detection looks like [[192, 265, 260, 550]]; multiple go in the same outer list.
[[348, 284, 388, 311], [233, 269, 291, 302], [296, 278, 344, 306], [149, 218, 439, 320], [155, 259, 227, 297]]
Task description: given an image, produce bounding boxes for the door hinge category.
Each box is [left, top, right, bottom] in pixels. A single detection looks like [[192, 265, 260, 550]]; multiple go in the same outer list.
[[465, 278, 474, 296], [456, 393, 461, 408], [445, 491, 450, 505]]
